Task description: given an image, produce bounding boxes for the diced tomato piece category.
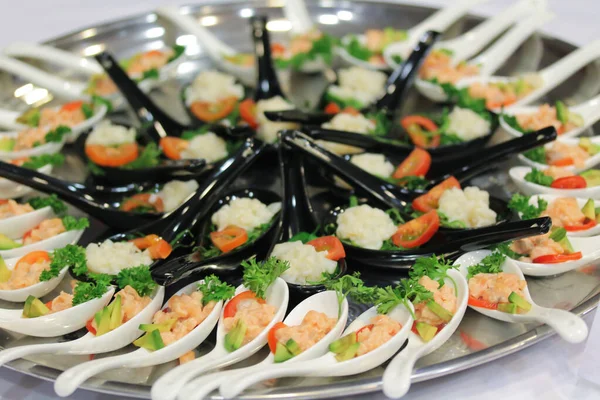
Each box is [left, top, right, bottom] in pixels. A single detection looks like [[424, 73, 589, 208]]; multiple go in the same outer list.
[[550, 176, 587, 189], [324, 103, 341, 115], [141, 50, 164, 58], [271, 43, 287, 56], [549, 157, 574, 167], [223, 291, 265, 319], [306, 236, 346, 261], [412, 176, 461, 213], [532, 252, 583, 264], [160, 137, 189, 160], [267, 322, 288, 353], [190, 97, 238, 123], [468, 295, 498, 310], [239, 99, 259, 129], [85, 143, 139, 167], [401, 116, 438, 133], [0, 199, 8, 205], [393, 148, 432, 179], [121, 193, 165, 213], [391, 210, 440, 249], [210, 225, 248, 253], [564, 218, 597, 232], [60, 100, 84, 112]]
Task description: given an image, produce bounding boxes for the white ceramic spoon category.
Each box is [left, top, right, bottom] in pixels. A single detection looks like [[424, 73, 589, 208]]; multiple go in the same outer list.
[[155, 6, 255, 87], [0, 286, 164, 365], [0, 164, 53, 199], [509, 166, 600, 198], [336, 0, 487, 71], [517, 136, 600, 173], [0, 286, 114, 337], [0, 227, 84, 259], [381, 269, 468, 399], [525, 194, 600, 237], [0, 109, 25, 131], [3, 43, 103, 75], [457, 39, 600, 111], [150, 278, 290, 400], [454, 249, 588, 343], [415, 8, 553, 102], [175, 291, 349, 400], [0, 130, 66, 161], [501, 93, 600, 139], [53, 279, 224, 397], [219, 303, 414, 399], [509, 236, 600, 276], [0, 205, 54, 240], [0, 254, 68, 302]]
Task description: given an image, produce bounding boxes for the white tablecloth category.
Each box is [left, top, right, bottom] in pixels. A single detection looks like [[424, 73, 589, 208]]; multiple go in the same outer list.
[[0, 1, 599, 399]]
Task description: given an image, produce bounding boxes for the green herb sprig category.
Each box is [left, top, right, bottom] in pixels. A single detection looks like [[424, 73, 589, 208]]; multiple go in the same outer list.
[[196, 275, 235, 305], [241, 257, 290, 299]]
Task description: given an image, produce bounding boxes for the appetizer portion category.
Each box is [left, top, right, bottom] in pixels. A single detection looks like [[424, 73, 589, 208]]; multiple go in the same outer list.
[[160, 131, 229, 163], [523, 139, 597, 168], [466, 75, 542, 109], [134, 275, 233, 364], [524, 167, 600, 189], [401, 106, 492, 148], [272, 30, 337, 70], [412, 177, 497, 228], [501, 227, 582, 264], [238, 96, 299, 144], [504, 101, 584, 135], [325, 67, 388, 109], [419, 49, 479, 85], [6, 153, 65, 172], [199, 197, 281, 258], [0, 251, 51, 290], [184, 70, 245, 125], [341, 28, 408, 66], [119, 180, 199, 214], [0, 216, 88, 253], [318, 109, 388, 155], [467, 252, 531, 314], [16, 100, 97, 131], [268, 310, 337, 362], [0, 199, 34, 219], [223, 258, 289, 353], [0, 125, 69, 152]]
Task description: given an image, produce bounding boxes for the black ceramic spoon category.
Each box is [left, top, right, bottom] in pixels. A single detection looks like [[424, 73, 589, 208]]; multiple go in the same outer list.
[[263, 30, 440, 125], [94, 51, 254, 142], [251, 15, 286, 102]]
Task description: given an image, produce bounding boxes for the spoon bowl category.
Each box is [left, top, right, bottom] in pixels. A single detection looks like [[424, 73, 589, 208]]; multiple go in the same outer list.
[[517, 136, 600, 173], [527, 194, 600, 237], [0, 227, 84, 260], [0, 255, 68, 302], [0, 131, 65, 161], [509, 166, 600, 198], [0, 205, 54, 240]]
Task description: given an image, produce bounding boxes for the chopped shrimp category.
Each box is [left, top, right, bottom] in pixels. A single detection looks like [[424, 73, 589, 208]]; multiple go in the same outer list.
[[223, 298, 276, 345], [14, 127, 49, 150], [275, 310, 337, 352], [419, 51, 479, 84], [289, 30, 322, 55], [366, 29, 385, 52], [468, 272, 526, 303], [0, 200, 33, 219], [516, 104, 579, 134], [23, 218, 66, 245], [510, 233, 564, 262], [179, 351, 196, 364], [126, 50, 173, 75], [414, 276, 457, 326], [542, 197, 586, 228], [50, 291, 74, 313], [89, 75, 118, 96], [39, 107, 86, 130], [545, 142, 589, 168], [0, 258, 50, 290], [543, 166, 575, 180], [356, 314, 402, 356]]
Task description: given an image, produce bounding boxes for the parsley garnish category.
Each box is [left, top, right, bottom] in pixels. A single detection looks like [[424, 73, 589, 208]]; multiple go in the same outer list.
[[466, 252, 505, 279], [116, 265, 157, 296], [72, 274, 112, 306], [16, 109, 41, 127], [241, 257, 290, 299], [123, 143, 161, 169], [43, 125, 70, 143], [81, 103, 94, 119], [523, 146, 546, 164], [322, 272, 374, 314], [345, 36, 372, 61], [40, 244, 87, 281], [502, 114, 531, 134], [168, 44, 186, 63], [61, 216, 90, 231], [524, 168, 554, 187], [508, 194, 548, 220], [21, 153, 65, 170], [409, 255, 457, 292], [87, 161, 106, 176], [92, 95, 113, 113], [374, 279, 433, 318], [492, 242, 525, 259], [28, 194, 67, 215], [196, 274, 235, 305]]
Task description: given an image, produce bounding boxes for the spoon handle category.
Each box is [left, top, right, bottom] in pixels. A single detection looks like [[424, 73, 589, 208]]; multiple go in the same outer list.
[[3, 42, 102, 75], [572, 93, 600, 126], [0, 108, 25, 131], [530, 306, 589, 344], [284, 0, 313, 34], [181, 364, 263, 400], [0, 334, 94, 367], [381, 340, 422, 399], [446, 126, 557, 184], [409, 0, 488, 39], [306, 127, 412, 154], [475, 10, 555, 76], [251, 16, 285, 101], [0, 55, 86, 100]]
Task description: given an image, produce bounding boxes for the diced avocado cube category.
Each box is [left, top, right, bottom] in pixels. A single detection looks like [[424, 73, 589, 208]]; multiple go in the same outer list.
[[415, 322, 438, 342], [0, 234, 21, 251], [514, 79, 527, 95], [329, 332, 357, 354], [95, 306, 112, 336], [139, 319, 177, 333], [0, 138, 15, 152], [335, 342, 360, 362], [224, 319, 247, 353], [274, 341, 294, 363], [580, 169, 600, 187], [555, 101, 569, 124], [497, 303, 518, 314], [508, 292, 532, 312], [22, 295, 50, 318], [558, 236, 575, 253], [109, 295, 122, 331], [0, 256, 11, 283], [578, 138, 600, 155], [569, 112, 584, 127], [16, 109, 41, 127], [582, 199, 596, 220], [425, 300, 453, 323], [133, 329, 165, 351], [285, 339, 302, 356]]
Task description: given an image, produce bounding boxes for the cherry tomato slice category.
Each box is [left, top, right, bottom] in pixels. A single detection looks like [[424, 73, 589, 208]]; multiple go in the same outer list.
[[306, 236, 346, 261], [532, 252, 583, 264], [223, 291, 265, 319], [121, 193, 165, 213], [267, 322, 288, 353], [401, 116, 438, 133], [210, 225, 248, 253], [60, 100, 84, 112], [391, 210, 440, 249], [160, 137, 189, 160], [271, 43, 287, 56], [86, 318, 97, 335], [130, 234, 162, 250], [549, 157, 574, 167], [85, 143, 139, 167], [468, 295, 498, 310], [393, 148, 432, 179], [324, 103, 341, 115], [190, 97, 238, 123], [412, 176, 461, 213], [355, 324, 374, 341], [16, 251, 50, 269], [45, 300, 53, 310], [405, 124, 441, 148], [564, 217, 597, 232], [550, 176, 587, 189], [239, 99, 259, 129]]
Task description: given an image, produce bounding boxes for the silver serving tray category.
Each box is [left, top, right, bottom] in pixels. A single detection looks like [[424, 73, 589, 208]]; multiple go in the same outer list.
[[0, 1, 599, 398]]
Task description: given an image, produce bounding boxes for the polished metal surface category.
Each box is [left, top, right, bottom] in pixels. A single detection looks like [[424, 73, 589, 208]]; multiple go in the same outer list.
[[0, 1, 599, 398]]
